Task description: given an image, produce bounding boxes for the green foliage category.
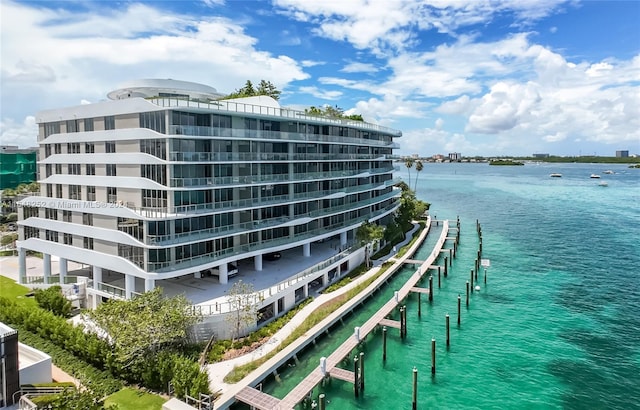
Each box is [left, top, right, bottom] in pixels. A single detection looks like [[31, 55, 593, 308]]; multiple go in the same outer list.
[[489, 159, 524, 165], [395, 183, 429, 231], [1, 232, 18, 246], [356, 220, 385, 245], [45, 388, 115, 410], [16, 328, 122, 397], [0, 275, 37, 307], [304, 105, 364, 121], [206, 298, 312, 363], [34, 285, 72, 317], [170, 355, 211, 399], [87, 288, 200, 370], [6, 212, 18, 222], [0, 297, 112, 370], [104, 388, 166, 410], [224, 79, 281, 100]]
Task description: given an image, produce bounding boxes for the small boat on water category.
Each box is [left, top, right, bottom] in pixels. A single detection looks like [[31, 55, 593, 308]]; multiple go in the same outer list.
[[550, 173, 562, 178], [603, 170, 614, 174], [598, 181, 609, 187], [590, 174, 601, 179]]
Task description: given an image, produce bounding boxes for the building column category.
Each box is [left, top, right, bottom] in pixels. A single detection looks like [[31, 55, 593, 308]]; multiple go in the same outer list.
[[18, 247, 26, 284], [59, 257, 68, 283], [303, 243, 311, 257], [218, 263, 228, 285], [144, 278, 155, 293], [125, 274, 135, 299], [323, 272, 329, 287], [92, 266, 102, 286], [255, 254, 263, 272], [340, 231, 348, 246], [43, 253, 51, 284]]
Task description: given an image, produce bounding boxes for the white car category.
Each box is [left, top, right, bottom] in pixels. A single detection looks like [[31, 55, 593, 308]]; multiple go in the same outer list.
[[207, 263, 239, 278]]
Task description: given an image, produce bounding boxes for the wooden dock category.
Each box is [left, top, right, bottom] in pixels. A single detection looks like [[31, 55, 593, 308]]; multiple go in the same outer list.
[[378, 318, 401, 329], [232, 220, 451, 410], [276, 220, 450, 409]]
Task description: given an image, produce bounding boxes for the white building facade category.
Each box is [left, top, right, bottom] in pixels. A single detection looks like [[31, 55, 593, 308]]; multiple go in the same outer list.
[[17, 79, 401, 337]]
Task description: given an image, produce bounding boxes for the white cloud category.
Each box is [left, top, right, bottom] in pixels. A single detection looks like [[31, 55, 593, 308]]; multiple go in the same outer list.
[[0, 1, 310, 147], [340, 62, 379, 73], [0, 116, 38, 148], [298, 86, 343, 100]]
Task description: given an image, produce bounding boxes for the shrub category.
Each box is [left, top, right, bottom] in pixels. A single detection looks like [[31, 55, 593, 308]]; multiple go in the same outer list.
[[34, 286, 72, 317]]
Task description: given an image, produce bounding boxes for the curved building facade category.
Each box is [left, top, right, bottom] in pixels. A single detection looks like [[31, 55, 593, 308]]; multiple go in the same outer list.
[[17, 79, 401, 336]]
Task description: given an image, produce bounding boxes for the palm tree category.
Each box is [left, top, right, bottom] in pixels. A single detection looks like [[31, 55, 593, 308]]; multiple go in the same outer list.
[[414, 160, 423, 193], [405, 158, 414, 188]]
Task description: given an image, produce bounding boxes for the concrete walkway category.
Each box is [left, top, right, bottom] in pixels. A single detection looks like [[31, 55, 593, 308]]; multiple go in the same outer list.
[[206, 222, 423, 396], [51, 364, 81, 388]]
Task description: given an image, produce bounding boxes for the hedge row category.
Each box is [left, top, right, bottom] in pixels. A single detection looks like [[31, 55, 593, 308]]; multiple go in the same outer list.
[[0, 297, 114, 372], [17, 328, 122, 397]]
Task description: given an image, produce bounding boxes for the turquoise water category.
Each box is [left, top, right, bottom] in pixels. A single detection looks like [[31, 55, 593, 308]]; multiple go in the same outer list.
[[255, 162, 640, 409]]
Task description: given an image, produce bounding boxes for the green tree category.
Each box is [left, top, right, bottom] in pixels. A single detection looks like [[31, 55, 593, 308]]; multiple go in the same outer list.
[[356, 220, 385, 267], [225, 280, 261, 341], [257, 79, 281, 100], [414, 160, 423, 193], [34, 285, 72, 317], [48, 388, 116, 410], [171, 355, 211, 400], [404, 158, 414, 188], [87, 288, 201, 370]]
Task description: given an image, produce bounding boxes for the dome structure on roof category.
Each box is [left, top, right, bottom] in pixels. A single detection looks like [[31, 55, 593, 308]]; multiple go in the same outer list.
[[107, 79, 225, 100]]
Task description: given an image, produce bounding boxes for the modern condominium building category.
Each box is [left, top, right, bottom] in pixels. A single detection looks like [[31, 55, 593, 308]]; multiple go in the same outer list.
[[16, 79, 401, 337]]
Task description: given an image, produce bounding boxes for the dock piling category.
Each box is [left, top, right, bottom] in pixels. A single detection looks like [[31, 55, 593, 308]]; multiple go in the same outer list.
[[431, 338, 436, 375], [438, 266, 441, 288], [446, 314, 450, 347], [470, 270, 474, 293], [412, 367, 418, 410], [319, 394, 326, 410], [466, 281, 470, 307], [457, 295, 461, 325], [354, 356, 360, 398], [429, 275, 433, 302], [484, 268, 487, 284], [359, 352, 365, 391], [382, 326, 387, 362], [418, 293, 421, 317], [444, 257, 448, 277]]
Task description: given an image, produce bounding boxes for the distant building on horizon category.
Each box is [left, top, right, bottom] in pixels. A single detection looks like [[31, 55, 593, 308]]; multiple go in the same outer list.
[[448, 152, 461, 161], [616, 150, 629, 158], [532, 153, 550, 158]]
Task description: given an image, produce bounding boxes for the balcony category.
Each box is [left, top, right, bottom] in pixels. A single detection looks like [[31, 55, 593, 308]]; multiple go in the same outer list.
[[147, 201, 399, 272], [146, 189, 399, 246]]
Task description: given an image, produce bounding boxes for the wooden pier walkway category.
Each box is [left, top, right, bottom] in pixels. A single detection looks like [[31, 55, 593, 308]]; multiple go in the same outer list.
[[262, 220, 450, 409]]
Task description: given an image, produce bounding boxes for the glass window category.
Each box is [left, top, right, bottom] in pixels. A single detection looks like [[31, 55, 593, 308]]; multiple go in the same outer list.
[[84, 118, 94, 132], [66, 120, 78, 133], [106, 164, 117, 176], [86, 164, 95, 175], [104, 116, 115, 130], [85, 142, 95, 153], [105, 141, 116, 153]]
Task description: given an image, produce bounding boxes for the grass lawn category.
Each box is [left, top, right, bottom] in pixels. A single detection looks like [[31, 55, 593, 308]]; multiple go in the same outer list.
[[104, 388, 166, 410], [0, 275, 37, 307]]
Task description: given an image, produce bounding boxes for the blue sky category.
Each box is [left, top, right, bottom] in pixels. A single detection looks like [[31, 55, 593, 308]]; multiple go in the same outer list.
[[1, 0, 639, 156]]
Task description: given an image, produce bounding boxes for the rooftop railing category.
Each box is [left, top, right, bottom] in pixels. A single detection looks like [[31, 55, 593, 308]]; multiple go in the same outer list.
[[148, 98, 402, 136]]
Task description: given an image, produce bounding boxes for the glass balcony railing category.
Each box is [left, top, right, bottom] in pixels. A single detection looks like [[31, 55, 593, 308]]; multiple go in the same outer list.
[[169, 167, 396, 188], [146, 190, 399, 246], [169, 151, 386, 162], [192, 245, 357, 316], [147, 201, 399, 272]]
